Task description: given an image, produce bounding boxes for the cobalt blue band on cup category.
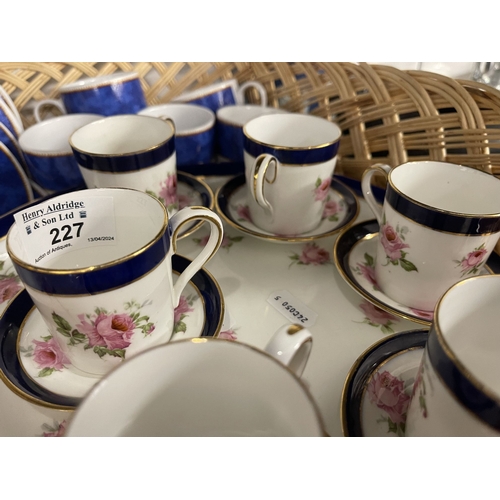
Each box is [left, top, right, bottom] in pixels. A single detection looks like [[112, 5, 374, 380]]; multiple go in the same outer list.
[[70, 135, 176, 172], [426, 322, 500, 431], [385, 184, 500, 234], [7, 219, 172, 296], [243, 136, 340, 165], [61, 74, 147, 116]]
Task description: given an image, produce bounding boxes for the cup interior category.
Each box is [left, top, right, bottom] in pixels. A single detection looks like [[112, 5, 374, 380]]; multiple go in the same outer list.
[[70, 115, 174, 155], [390, 162, 500, 215], [19, 114, 102, 154], [139, 103, 215, 134], [244, 113, 341, 148], [437, 276, 500, 399], [8, 188, 167, 270], [66, 338, 324, 437]]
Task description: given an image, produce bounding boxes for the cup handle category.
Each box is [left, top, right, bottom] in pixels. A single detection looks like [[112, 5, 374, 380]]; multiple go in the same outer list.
[[238, 81, 268, 107], [250, 153, 279, 216], [168, 206, 223, 307], [264, 324, 313, 378], [361, 163, 391, 225], [158, 116, 176, 135], [33, 99, 66, 123]]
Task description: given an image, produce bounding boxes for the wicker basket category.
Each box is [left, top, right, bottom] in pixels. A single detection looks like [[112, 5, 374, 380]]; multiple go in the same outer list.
[[2, 61, 500, 183]]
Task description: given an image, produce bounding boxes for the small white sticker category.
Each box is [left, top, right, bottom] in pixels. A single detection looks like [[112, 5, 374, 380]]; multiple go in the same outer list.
[[267, 290, 318, 327], [13, 194, 117, 266]]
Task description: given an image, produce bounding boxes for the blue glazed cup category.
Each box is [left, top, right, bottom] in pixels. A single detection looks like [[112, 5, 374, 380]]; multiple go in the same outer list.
[[34, 72, 147, 119], [0, 141, 34, 216], [173, 79, 267, 113], [216, 105, 289, 162], [19, 114, 103, 192], [139, 103, 215, 166]]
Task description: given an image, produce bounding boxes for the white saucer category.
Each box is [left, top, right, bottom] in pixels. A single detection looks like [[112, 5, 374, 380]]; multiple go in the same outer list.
[[0, 255, 224, 410], [341, 329, 428, 437], [215, 174, 359, 243], [334, 219, 500, 326]]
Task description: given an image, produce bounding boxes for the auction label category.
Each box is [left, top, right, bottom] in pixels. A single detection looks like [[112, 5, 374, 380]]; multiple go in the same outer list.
[[13, 194, 117, 265], [267, 290, 318, 327]]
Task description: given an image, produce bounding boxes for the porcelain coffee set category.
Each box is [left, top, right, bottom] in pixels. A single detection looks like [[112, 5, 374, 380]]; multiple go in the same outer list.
[[1, 71, 500, 436]]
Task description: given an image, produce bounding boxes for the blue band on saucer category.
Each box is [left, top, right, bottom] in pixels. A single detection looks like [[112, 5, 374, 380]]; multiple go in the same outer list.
[[426, 326, 500, 431], [385, 186, 500, 234], [13, 225, 172, 295], [71, 136, 175, 173], [62, 78, 147, 116], [243, 137, 340, 165]]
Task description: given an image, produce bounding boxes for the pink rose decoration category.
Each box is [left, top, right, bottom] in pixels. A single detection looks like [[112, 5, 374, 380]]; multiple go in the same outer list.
[[299, 243, 330, 265], [0, 276, 22, 304], [43, 421, 66, 437], [159, 174, 178, 207], [461, 248, 487, 271], [236, 204, 252, 222], [219, 328, 237, 341], [358, 263, 378, 288], [178, 193, 191, 209], [314, 178, 331, 201], [360, 301, 396, 324], [77, 313, 136, 350], [322, 199, 339, 218], [174, 296, 194, 324], [410, 307, 434, 320], [380, 224, 409, 261], [32, 337, 70, 371], [367, 370, 410, 424]]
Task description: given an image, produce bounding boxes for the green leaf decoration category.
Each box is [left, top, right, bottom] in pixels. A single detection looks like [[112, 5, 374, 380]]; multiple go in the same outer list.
[[41, 335, 53, 342], [0, 261, 4, 271], [174, 321, 187, 334], [56, 327, 71, 338], [400, 259, 418, 272], [388, 419, 397, 434], [315, 177, 322, 188], [364, 253, 374, 267], [52, 312, 72, 333], [38, 367, 55, 377], [230, 236, 244, 242]]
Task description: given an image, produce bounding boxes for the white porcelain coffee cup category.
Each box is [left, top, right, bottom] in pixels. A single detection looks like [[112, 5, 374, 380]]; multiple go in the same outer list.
[[362, 161, 500, 311], [70, 114, 179, 212], [7, 188, 223, 377], [65, 324, 326, 436], [405, 275, 500, 436], [243, 113, 342, 236], [216, 104, 289, 162]]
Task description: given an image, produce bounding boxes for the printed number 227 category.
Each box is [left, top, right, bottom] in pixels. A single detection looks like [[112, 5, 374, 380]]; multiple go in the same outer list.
[[50, 223, 84, 245]]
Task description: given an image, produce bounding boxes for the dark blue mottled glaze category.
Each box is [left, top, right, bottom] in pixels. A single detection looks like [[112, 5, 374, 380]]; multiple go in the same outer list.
[[0, 148, 31, 216], [0, 108, 18, 137], [62, 78, 146, 116], [0, 125, 25, 166], [216, 121, 244, 162], [23, 152, 85, 191], [176, 128, 215, 166], [186, 87, 236, 113]]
